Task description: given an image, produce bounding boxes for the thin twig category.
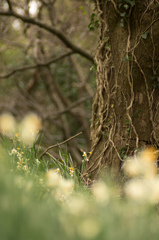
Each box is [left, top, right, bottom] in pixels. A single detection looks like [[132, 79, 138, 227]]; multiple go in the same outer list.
[[6, 0, 13, 12], [0, 51, 73, 79], [39, 132, 82, 158], [43, 96, 93, 120], [46, 152, 63, 165], [0, 10, 94, 62], [110, 0, 121, 15]]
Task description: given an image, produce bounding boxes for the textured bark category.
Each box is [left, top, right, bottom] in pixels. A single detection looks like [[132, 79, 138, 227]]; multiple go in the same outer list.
[[85, 0, 159, 180]]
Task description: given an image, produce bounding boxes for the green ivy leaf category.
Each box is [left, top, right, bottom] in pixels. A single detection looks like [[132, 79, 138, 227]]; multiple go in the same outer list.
[[123, 55, 131, 62], [79, 6, 86, 15], [124, 4, 129, 9], [120, 12, 126, 17], [150, 76, 156, 80], [130, 1, 135, 7], [124, 0, 135, 7], [142, 31, 149, 39], [153, 70, 157, 75]]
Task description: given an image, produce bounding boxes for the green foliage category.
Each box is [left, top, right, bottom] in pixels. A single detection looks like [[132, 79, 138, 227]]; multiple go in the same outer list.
[[119, 0, 135, 8], [131, 109, 141, 120], [151, 70, 159, 88], [79, 6, 87, 15], [90, 63, 97, 71], [120, 145, 126, 159], [88, 6, 99, 32], [120, 18, 125, 27], [1, 135, 159, 240], [123, 55, 131, 62], [142, 31, 149, 39], [0, 43, 28, 69], [118, 0, 135, 27]]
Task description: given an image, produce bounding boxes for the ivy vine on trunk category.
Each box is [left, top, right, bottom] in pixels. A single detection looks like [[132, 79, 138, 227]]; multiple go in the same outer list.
[[85, 0, 159, 180]]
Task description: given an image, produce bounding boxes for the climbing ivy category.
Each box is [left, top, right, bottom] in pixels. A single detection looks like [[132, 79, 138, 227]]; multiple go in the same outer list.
[[88, 4, 99, 31], [118, 0, 135, 27]]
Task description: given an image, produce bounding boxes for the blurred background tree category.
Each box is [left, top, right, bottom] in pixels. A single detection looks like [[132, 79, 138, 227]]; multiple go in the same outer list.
[[0, 0, 97, 164]]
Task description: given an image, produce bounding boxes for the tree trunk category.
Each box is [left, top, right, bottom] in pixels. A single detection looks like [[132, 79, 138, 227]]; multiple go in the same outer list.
[[85, 0, 159, 180]]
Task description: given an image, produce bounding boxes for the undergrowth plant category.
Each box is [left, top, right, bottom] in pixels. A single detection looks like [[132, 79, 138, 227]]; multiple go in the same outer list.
[[0, 113, 159, 240]]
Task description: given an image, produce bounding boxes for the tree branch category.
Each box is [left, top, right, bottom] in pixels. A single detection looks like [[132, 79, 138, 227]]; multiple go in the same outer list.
[[6, 0, 13, 12], [0, 51, 73, 79], [43, 96, 93, 120], [0, 10, 94, 62], [39, 132, 83, 158]]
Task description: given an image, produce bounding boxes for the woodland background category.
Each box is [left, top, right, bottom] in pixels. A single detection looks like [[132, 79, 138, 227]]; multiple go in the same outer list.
[[1, 2, 159, 240], [0, 0, 97, 164]]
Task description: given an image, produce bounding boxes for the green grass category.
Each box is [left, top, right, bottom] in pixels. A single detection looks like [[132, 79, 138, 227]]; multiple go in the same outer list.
[[0, 135, 159, 240]]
